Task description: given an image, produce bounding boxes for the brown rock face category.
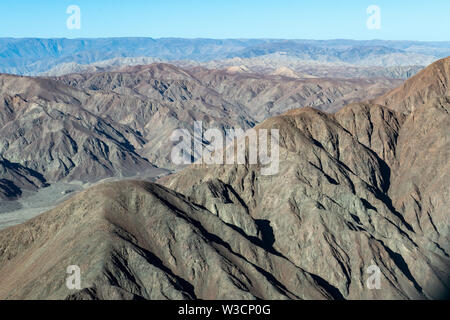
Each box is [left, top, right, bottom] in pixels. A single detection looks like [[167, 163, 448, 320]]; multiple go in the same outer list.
[[374, 57, 450, 113]]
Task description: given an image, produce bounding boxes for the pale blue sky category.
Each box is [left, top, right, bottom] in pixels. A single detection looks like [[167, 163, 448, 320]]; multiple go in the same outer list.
[[0, 0, 449, 40]]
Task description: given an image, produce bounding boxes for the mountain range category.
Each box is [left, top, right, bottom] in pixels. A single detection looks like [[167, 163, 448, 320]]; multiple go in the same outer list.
[[0, 62, 402, 202], [2, 38, 450, 76], [0, 55, 448, 300]]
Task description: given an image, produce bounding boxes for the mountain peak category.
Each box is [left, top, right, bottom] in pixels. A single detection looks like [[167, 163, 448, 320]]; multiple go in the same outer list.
[[374, 56, 450, 112]]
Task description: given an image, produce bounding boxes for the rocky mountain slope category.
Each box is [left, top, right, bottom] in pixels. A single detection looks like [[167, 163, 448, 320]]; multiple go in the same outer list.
[[52, 63, 256, 167], [0, 181, 337, 300], [374, 57, 450, 112], [160, 58, 450, 299], [0, 155, 47, 200], [161, 102, 449, 299], [54, 63, 402, 122], [0, 74, 156, 183], [187, 67, 402, 120], [0, 62, 402, 200], [0, 64, 260, 189], [0, 57, 448, 299]]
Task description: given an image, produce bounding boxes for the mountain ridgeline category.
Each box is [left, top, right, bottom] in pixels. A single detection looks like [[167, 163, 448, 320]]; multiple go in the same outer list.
[[2, 38, 450, 75]]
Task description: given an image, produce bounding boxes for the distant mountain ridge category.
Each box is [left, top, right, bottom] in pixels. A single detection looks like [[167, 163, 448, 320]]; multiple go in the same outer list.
[[42, 55, 425, 80], [1, 38, 450, 75]]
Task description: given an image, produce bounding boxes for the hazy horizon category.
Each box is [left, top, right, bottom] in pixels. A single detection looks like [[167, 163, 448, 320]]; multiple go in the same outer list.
[[2, 37, 450, 43], [1, 0, 449, 41]]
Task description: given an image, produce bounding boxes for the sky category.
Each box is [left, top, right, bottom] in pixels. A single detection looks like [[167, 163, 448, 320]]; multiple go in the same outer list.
[[0, 0, 449, 41]]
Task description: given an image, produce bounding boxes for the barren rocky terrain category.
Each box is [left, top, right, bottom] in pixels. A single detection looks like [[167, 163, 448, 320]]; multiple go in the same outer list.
[[0, 57, 448, 300], [0, 63, 401, 198]]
